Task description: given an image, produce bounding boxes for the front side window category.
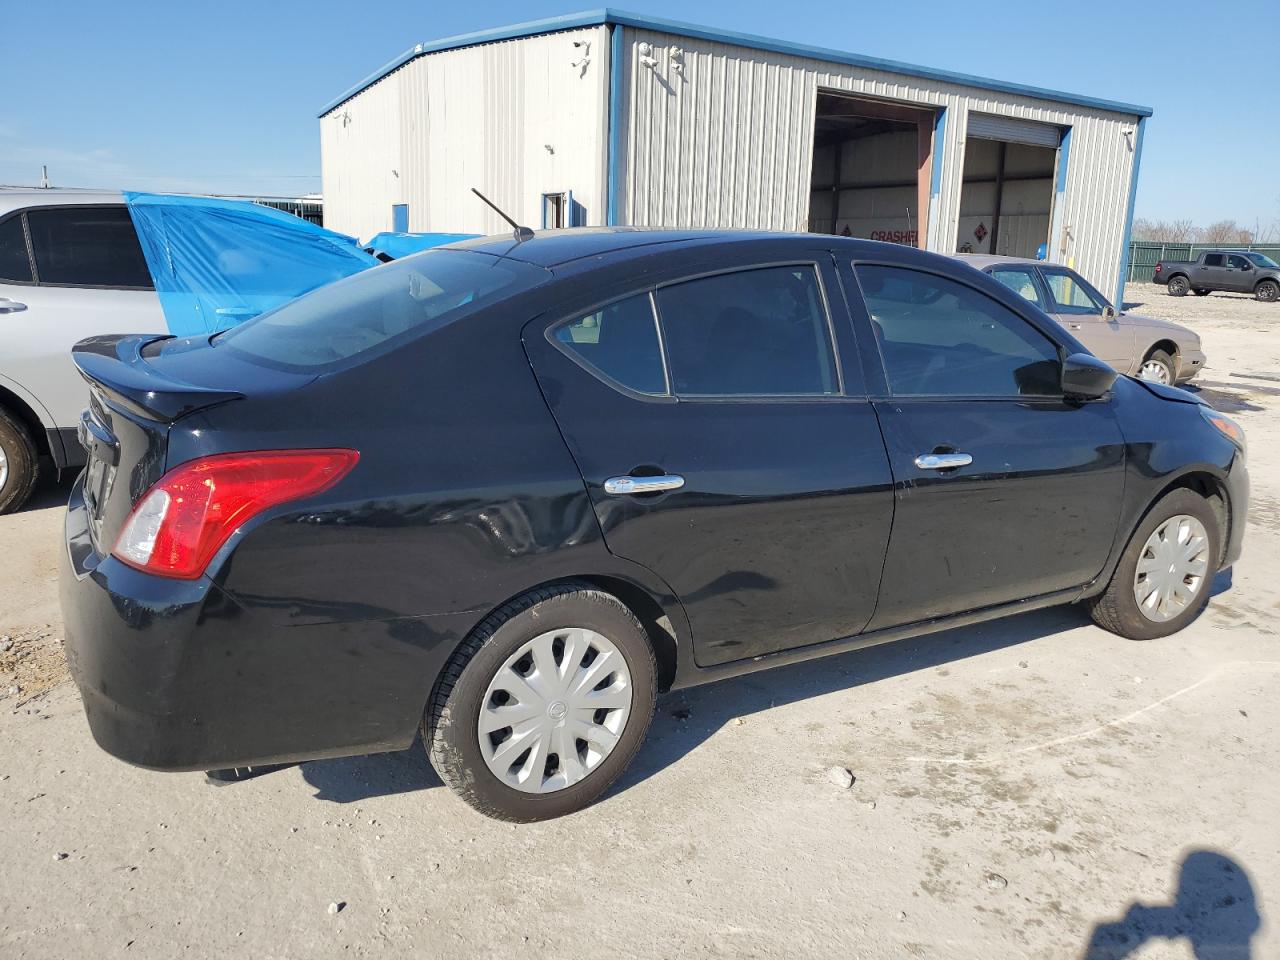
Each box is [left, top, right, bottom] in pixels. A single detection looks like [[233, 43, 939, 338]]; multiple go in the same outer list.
[[25, 206, 152, 288], [1227, 254, 1251, 270], [554, 294, 666, 394], [0, 215, 33, 283], [1042, 267, 1108, 316], [1203, 254, 1225, 267], [989, 267, 1044, 309], [858, 264, 1061, 398], [217, 249, 546, 370], [655, 265, 838, 397]]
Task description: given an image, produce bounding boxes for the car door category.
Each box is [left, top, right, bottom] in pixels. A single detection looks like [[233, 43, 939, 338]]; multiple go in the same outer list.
[[0, 205, 165, 451], [523, 251, 895, 667], [1038, 265, 1135, 372], [843, 258, 1126, 629], [1225, 254, 1255, 292], [1198, 253, 1228, 290]]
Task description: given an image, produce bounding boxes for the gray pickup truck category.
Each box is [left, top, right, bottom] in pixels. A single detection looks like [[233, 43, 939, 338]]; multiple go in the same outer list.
[[1154, 250, 1280, 302]]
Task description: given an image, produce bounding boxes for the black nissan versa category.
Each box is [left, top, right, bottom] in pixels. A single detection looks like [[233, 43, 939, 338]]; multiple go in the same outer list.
[[60, 229, 1248, 821]]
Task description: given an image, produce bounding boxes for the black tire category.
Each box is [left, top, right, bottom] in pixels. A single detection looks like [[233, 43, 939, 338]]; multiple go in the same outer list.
[[1087, 489, 1221, 641], [1139, 348, 1176, 385], [1256, 279, 1279, 303], [1193, 288, 1210, 297], [0, 407, 40, 515], [425, 582, 658, 821], [1167, 275, 1190, 297]]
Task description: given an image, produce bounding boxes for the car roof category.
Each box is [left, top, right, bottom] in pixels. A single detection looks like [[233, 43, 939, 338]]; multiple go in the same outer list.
[[449, 227, 840, 268], [951, 253, 1050, 271], [0, 187, 125, 212]]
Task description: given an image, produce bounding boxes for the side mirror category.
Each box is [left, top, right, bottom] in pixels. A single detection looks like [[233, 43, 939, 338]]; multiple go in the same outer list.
[[1101, 305, 1116, 321], [1062, 352, 1117, 400]]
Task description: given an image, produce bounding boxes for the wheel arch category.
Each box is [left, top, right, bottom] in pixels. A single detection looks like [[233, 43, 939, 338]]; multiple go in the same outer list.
[[1165, 272, 1190, 286], [1254, 276, 1279, 295], [0, 381, 53, 460], [1139, 468, 1232, 567]]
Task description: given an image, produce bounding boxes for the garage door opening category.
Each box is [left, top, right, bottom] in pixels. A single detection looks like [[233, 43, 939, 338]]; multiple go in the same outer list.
[[808, 93, 937, 249], [955, 114, 1061, 258]]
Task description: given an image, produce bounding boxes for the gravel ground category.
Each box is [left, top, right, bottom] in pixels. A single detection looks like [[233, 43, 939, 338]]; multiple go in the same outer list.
[[0, 283, 1276, 959]]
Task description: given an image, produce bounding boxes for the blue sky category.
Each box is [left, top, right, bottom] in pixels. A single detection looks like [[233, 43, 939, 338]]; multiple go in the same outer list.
[[3, 0, 1274, 228]]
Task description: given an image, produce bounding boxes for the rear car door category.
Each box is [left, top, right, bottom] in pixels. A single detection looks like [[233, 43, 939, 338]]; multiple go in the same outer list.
[[844, 258, 1126, 628], [1198, 253, 1228, 290], [1038, 265, 1134, 372], [0, 206, 165, 455], [523, 251, 895, 667]]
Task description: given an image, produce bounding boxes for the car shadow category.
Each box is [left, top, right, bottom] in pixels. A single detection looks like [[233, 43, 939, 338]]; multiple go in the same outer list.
[[25, 471, 76, 511], [298, 604, 1095, 804], [1083, 849, 1261, 958]]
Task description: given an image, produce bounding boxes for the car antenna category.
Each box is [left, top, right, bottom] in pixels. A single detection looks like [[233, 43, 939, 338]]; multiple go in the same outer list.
[[471, 187, 534, 242]]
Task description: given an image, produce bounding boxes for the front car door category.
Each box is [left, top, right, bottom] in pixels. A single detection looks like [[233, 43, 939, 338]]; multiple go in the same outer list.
[[0, 205, 165, 456], [1224, 254, 1255, 292], [523, 248, 895, 667], [842, 256, 1126, 628], [1037, 265, 1135, 373]]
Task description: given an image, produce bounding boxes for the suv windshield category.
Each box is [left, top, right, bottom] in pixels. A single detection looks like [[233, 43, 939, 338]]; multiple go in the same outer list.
[[215, 249, 547, 369], [1245, 253, 1279, 269]]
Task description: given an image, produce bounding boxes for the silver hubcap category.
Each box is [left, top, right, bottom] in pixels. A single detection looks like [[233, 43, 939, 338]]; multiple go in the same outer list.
[[478, 628, 632, 794], [1133, 514, 1210, 622], [1139, 359, 1172, 384], [0, 444, 8, 491]]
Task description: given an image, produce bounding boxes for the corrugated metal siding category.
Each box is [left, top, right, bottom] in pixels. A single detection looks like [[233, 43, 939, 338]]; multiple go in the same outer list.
[[320, 71, 403, 241], [619, 27, 1142, 296], [322, 26, 609, 239], [967, 112, 1061, 148]]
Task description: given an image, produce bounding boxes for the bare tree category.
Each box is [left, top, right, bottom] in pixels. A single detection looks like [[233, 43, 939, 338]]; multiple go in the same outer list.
[[1196, 220, 1254, 244]]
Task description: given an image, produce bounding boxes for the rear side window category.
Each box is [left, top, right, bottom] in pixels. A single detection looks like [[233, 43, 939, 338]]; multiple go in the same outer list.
[[0, 215, 33, 283], [858, 264, 1061, 398], [656, 265, 838, 396], [555, 294, 666, 394], [216, 249, 546, 370], [1203, 254, 1225, 267], [26, 206, 153, 288], [989, 267, 1043, 309]]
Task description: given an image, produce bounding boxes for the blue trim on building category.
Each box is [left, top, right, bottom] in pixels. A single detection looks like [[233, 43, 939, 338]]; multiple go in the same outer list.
[[606, 23, 624, 226], [929, 109, 947, 198], [1055, 126, 1073, 194], [318, 8, 1155, 119], [1114, 117, 1146, 307]]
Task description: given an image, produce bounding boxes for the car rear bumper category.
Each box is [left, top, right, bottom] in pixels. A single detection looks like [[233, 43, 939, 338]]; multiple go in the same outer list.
[[1177, 349, 1207, 383], [59, 476, 475, 772]]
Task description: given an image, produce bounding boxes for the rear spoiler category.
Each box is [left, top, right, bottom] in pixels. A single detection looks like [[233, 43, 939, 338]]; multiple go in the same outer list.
[[72, 334, 244, 422]]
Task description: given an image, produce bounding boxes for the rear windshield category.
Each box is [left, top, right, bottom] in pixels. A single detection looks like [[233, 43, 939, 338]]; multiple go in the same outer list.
[[214, 249, 546, 369]]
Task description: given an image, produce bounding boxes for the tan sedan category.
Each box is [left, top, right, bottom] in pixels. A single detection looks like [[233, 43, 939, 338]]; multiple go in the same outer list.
[[955, 255, 1205, 385]]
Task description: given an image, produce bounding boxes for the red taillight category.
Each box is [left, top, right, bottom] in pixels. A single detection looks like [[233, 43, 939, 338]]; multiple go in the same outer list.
[[1154, 263, 1163, 272], [112, 449, 359, 579]]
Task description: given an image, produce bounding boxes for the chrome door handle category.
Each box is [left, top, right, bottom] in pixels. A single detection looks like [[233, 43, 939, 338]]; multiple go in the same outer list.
[[1069, 323, 1083, 330], [603, 474, 685, 495], [914, 453, 973, 471], [0, 298, 28, 314]]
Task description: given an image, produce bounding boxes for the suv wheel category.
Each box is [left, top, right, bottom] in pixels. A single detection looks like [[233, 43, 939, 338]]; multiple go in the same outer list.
[[425, 582, 658, 821], [1087, 489, 1220, 640], [1256, 279, 1279, 303], [0, 407, 40, 515], [1138, 349, 1176, 385], [1167, 276, 1190, 297]]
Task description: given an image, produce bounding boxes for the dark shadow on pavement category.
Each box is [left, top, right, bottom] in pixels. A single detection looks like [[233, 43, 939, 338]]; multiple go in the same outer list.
[[300, 737, 442, 802], [25, 471, 76, 512], [1084, 849, 1261, 959]]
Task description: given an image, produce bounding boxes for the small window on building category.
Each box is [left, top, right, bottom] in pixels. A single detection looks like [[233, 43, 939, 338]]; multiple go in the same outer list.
[[554, 294, 666, 395], [656, 265, 839, 397], [858, 264, 1061, 398], [1203, 254, 1225, 267], [26, 206, 153, 288], [542, 193, 568, 229], [0, 215, 33, 283]]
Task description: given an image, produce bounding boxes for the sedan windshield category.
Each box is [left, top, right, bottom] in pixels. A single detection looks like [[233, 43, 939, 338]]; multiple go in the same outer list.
[[1245, 253, 1279, 269], [215, 249, 548, 370]]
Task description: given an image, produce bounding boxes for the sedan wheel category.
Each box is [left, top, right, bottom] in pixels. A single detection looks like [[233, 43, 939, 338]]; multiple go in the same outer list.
[[1132, 515, 1210, 623], [1138, 350, 1175, 385]]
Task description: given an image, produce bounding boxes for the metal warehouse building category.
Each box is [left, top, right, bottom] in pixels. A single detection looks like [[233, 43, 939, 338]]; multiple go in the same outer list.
[[319, 9, 1151, 302]]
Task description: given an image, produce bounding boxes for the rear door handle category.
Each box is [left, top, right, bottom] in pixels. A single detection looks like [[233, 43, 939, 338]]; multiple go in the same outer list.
[[914, 453, 973, 471], [603, 474, 685, 495], [1069, 323, 1083, 330], [0, 298, 27, 314]]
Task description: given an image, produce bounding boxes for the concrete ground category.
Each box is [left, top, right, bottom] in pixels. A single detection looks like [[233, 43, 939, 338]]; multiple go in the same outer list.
[[1, 282, 1277, 959]]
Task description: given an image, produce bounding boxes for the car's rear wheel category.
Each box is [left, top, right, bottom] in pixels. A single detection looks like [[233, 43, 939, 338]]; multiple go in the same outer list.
[[425, 582, 657, 821], [1193, 288, 1210, 297], [0, 407, 39, 515], [1167, 276, 1190, 297], [1087, 489, 1220, 640], [1256, 279, 1279, 303], [1138, 349, 1176, 385]]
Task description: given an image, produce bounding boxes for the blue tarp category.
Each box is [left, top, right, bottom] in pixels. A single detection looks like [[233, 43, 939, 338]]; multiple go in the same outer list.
[[124, 193, 379, 336], [364, 232, 478, 260]]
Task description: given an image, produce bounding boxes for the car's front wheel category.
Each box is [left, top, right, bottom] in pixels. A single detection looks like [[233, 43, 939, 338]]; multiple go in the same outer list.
[[1138, 349, 1176, 385], [1256, 279, 1279, 303], [425, 582, 657, 821], [1087, 488, 1220, 640]]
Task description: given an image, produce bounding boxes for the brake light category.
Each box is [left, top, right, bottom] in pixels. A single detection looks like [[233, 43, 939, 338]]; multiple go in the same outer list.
[[112, 449, 359, 579], [1154, 263, 1163, 272]]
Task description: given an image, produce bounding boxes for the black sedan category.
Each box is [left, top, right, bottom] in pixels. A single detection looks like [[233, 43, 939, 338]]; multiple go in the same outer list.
[[60, 230, 1248, 821]]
